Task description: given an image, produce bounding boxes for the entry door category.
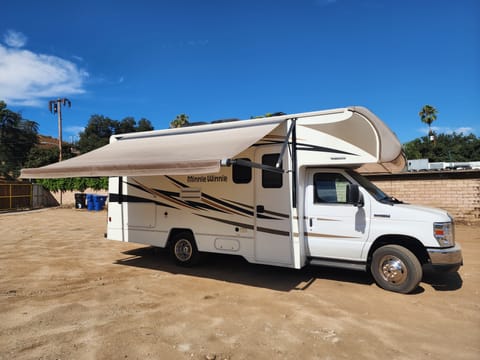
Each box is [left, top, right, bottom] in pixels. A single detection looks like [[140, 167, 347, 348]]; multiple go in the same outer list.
[[304, 169, 370, 261], [254, 147, 293, 266]]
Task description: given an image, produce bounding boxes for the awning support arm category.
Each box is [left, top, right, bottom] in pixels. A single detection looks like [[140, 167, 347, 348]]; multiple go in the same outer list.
[[221, 158, 284, 174], [276, 118, 296, 168], [291, 118, 297, 208]]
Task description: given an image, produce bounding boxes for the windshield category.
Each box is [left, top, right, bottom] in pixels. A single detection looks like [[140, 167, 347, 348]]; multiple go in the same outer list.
[[346, 170, 402, 204]]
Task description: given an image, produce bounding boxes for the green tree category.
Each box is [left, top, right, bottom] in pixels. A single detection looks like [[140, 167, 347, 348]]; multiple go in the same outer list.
[[77, 115, 117, 153], [115, 116, 154, 133], [36, 177, 109, 192], [77, 115, 154, 153], [169, 114, 189, 128], [404, 132, 480, 162], [419, 105, 438, 137], [24, 146, 75, 169], [24, 147, 60, 168], [115, 116, 137, 134], [0, 101, 39, 179], [136, 118, 154, 132]]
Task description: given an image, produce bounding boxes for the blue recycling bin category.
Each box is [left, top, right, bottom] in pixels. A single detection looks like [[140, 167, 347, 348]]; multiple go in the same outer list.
[[94, 195, 107, 211], [86, 194, 95, 211], [98, 195, 107, 207]]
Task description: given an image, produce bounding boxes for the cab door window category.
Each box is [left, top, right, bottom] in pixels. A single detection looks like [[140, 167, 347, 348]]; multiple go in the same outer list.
[[314, 173, 351, 204]]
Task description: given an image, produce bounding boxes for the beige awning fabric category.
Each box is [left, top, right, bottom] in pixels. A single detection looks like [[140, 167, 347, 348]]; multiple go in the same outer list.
[[20, 118, 285, 179]]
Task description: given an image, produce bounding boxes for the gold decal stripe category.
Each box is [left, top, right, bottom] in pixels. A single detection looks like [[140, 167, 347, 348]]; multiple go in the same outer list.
[[202, 198, 249, 217], [293, 216, 339, 221], [196, 214, 254, 230], [133, 179, 197, 210], [304, 232, 360, 239]]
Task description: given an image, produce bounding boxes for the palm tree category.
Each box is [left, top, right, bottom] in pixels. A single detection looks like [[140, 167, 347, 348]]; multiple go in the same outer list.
[[169, 114, 189, 128], [419, 105, 438, 139]]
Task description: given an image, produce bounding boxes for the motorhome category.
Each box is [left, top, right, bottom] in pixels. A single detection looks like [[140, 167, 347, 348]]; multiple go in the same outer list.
[[21, 106, 463, 293]]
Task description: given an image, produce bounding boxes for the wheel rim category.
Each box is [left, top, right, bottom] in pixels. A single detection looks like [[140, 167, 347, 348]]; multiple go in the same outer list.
[[174, 239, 192, 262], [378, 255, 408, 285]]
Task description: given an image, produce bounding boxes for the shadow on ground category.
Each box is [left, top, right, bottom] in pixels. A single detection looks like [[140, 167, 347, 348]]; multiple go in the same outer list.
[[116, 246, 372, 292], [115, 246, 463, 293], [422, 266, 463, 291]]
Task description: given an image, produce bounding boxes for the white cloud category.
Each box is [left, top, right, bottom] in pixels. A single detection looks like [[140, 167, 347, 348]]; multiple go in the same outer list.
[[3, 29, 27, 48], [454, 127, 474, 134], [419, 126, 475, 135], [64, 125, 85, 135], [72, 55, 84, 62], [0, 31, 88, 107]]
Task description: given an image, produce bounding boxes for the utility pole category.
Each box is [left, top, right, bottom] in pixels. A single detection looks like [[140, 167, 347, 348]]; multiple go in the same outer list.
[[48, 98, 71, 162], [48, 98, 71, 206]]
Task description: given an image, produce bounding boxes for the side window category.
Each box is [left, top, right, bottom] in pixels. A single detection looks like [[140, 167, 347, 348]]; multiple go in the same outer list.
[[262, 153, 282, 188], [233, 158, 252, 184], [314, 173, 350, 204]]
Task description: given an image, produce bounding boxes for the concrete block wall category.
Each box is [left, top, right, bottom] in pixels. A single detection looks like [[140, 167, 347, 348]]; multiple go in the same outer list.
[[366, 171, 480, 224]]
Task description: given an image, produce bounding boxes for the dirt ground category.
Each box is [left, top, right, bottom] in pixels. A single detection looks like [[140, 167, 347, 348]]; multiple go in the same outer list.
[[0, 208, 479, 360]]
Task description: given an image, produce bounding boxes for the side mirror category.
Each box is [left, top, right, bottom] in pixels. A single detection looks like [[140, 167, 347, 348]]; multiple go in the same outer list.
[[348, 184, 364, 207]]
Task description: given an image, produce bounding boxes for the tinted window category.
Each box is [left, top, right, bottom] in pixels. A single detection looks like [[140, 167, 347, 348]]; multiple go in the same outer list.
[[233, 158, 252, 184], [262, 153, 282, 188]]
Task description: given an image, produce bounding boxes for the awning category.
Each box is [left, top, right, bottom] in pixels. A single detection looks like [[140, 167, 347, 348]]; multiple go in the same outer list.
[[21, 106, 406, 179], [20, 117, 285, 179]]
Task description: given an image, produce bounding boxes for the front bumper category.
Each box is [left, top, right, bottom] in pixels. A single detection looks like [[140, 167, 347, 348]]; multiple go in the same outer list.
[[427, 244, 463, 272]]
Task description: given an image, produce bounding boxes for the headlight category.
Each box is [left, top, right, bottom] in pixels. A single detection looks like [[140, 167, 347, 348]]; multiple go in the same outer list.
[[433, 222, 455, 247]]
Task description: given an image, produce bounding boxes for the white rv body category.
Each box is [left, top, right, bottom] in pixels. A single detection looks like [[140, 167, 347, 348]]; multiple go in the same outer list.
[[21, 107, 462, 293], [106, 121, 299, 267]]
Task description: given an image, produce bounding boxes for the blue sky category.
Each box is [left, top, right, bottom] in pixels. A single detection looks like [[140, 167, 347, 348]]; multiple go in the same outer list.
[[1, 0, 479, 143]]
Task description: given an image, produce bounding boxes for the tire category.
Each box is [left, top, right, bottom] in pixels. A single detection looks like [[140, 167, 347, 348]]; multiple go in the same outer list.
[[169, 232, 200, 267], [371, 245, 423, 294]]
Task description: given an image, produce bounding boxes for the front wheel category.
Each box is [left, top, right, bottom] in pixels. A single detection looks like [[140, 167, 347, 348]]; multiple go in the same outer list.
[[169, 232, 200, 267], [371, 245, 422, 294]]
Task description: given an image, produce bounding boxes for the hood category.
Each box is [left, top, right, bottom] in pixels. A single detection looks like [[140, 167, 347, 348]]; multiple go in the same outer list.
[[375, 203, 452, 223]]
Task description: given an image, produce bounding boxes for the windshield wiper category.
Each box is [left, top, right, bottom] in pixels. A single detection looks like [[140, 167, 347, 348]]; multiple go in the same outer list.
[[379, 196, 403, 205]]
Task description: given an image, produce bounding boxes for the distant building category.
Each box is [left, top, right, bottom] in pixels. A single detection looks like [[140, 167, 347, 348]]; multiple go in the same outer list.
[[407, 158, 480, 171]]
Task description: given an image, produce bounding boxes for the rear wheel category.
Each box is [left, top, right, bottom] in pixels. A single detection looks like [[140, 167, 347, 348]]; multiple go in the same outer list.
[[371, 245, 422, 294], [169, 232, 200, 266]]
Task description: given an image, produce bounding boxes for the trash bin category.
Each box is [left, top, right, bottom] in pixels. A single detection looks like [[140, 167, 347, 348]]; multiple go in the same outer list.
[[94, 195, 107, 211], [98, 195, 107, 209], [74, 193, 86, 209], [86, 194, 95, 211]]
